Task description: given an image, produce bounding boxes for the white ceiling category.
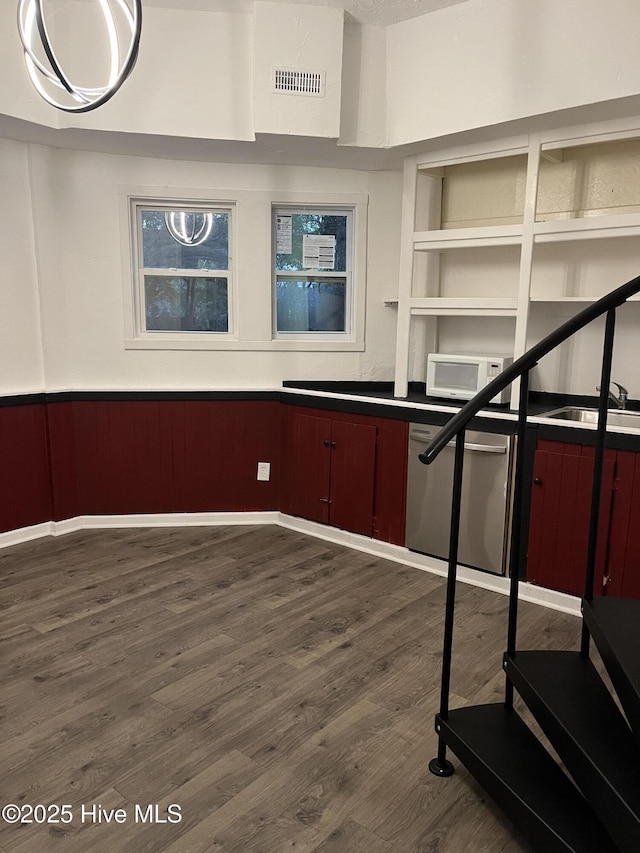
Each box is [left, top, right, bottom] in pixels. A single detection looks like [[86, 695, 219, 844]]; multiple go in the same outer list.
[[141, 0, 471, 27]]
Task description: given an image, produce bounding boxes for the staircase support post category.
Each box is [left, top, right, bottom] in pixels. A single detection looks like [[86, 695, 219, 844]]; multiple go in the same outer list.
[[581, 307, 616, 658], [429, 430, 465, 778], [505, 369, 530, 708]]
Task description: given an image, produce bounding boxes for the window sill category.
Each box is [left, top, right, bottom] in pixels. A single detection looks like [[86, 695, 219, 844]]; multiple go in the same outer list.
[[124, 337, 365, 352]]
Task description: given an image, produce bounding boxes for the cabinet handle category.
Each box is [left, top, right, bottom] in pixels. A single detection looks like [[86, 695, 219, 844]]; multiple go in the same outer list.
[[533, 477, 542, 486], [319, 497, 331, 504], [330, 441, 336, 449], [323, 439, 330, 447]]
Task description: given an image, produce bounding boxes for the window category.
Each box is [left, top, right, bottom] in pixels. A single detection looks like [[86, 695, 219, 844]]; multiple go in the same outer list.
[[131, 200, 232, 338], [123, 189, 365, 352], [273, 207, 352, 337]]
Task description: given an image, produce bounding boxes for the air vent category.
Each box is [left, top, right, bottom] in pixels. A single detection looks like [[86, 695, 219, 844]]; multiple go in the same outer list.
[[272, 67, 326, 97]]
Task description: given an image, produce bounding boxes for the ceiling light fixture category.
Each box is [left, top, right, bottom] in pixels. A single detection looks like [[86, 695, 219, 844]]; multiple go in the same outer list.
[[164, 211, 214, 247], [17, 0, 142, 113]]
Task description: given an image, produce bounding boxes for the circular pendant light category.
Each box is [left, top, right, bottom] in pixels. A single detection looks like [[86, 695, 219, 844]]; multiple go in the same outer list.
[[164, 212, 214, 247], [17, 0, 142, 113]]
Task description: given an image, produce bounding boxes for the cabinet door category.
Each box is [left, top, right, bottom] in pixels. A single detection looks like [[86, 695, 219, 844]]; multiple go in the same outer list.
[[527, 442, 615, 597], [605, 450, 640, 599], [289, 413, 332, 524], [329, 420, 377, 537]]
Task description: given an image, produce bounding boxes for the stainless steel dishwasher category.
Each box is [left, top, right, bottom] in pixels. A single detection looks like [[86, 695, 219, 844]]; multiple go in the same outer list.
[[405, 423, 515, 575]]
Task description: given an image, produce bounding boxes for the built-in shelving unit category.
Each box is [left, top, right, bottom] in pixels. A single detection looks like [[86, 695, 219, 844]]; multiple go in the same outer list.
[[394, 125, 640, 401]]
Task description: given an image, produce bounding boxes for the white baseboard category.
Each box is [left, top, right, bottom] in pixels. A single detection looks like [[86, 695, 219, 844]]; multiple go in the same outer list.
[[65, 512, 280, 529], [1, 511, 581, 617], [0, 522, 53, 548], [0, 512, 277, 545], [51, 518, 84, 536]]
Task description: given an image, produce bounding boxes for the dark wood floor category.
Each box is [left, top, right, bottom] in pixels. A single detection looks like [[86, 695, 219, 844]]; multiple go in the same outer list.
[[0, 525, 583, 852]]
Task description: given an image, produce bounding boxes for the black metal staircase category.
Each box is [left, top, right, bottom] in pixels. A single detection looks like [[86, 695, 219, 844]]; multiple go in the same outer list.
[[422, 274, 640, 852]]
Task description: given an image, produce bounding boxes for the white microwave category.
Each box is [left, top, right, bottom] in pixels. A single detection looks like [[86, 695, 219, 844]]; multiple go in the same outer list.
[[426, 353, 513, 405]]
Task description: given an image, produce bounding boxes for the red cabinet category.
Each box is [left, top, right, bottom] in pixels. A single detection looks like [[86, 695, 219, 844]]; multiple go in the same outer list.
[[527, 441, 615, 597], [285, 407, 408, 544], [288, 412, 377, 536], [603, 450, 640, 599], [289, 412, 332, 526], [527, 439, 640, 599]]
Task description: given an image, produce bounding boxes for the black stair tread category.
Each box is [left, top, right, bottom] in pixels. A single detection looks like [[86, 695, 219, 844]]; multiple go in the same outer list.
[[583, 596, 640, 738], [436, 703, 617, 853], [507, 650, 640, 850]]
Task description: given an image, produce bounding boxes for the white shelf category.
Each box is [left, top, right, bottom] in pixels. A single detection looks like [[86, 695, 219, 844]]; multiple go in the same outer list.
[[530, 295, 640, 303], [409, 297, 518, 316], [530, 296, 599, 302], [413, 224, 523, 251], [533, 212, 640, 243]]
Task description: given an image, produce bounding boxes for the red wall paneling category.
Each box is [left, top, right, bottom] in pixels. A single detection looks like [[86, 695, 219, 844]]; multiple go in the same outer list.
[[2, 395, 405, 544], [66, 399, 283, 516], [46, 401, 80, 522], [0, 403, 52, 533], [182, 400, 282, 513], [71, 400, 187, 515]]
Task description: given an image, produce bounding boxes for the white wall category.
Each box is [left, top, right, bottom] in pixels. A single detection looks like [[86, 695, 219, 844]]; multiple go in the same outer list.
[[62, 5, 255, 140], [339, 23, 387, 149], [253, 2, 344, 138], [527, 304, 640, 399], [386, 0, 640, 146], [0, 139, 45, 394], [6, 0, 640, 150], [0, 1, 57, 129], [26, 145, 402, 391]]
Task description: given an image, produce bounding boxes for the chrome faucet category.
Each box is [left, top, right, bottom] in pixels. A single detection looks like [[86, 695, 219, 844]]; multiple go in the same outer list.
[[596, 381, 628, 409]]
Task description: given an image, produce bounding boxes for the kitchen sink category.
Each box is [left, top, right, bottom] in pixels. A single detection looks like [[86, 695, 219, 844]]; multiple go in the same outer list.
[[542, 407, 640, 428]]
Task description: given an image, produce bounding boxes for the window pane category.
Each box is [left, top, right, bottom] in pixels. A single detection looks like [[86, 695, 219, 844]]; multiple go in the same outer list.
[[275, 213, 347, 272], [141, 209, 229, 270], [276, 277, 346, 332], [144, 276, 228, 332]]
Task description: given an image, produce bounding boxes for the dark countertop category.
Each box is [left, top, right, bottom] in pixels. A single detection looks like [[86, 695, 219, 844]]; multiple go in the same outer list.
[[281, 380, 640, 450]]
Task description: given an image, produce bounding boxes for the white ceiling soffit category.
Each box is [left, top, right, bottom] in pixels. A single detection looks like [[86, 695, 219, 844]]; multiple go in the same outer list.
[[7, 96, 640, 172], [140, 0, 472, 26]]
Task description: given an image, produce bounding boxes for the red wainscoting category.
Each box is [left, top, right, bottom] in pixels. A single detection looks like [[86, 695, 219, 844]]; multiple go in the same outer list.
[[46, 399, 283, 519], [46, 401, 80, 521], [0, 403, 52, 533], [1, 396, 406, 544]]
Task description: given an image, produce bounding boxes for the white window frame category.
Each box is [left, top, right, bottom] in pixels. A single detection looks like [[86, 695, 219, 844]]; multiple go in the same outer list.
[[125, 196, 235, 347], [121, 186, 366, 351], [272, 205, 356, 341]]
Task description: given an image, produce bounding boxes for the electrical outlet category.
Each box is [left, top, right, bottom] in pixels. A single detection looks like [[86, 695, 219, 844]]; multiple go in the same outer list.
[[257, 461, 271, 481]]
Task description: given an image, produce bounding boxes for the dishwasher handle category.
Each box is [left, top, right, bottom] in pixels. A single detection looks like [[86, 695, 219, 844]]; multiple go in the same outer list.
[[464, 442, 507, 454], [409, 429, 438, 442], [410, 430, 507, 454]]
